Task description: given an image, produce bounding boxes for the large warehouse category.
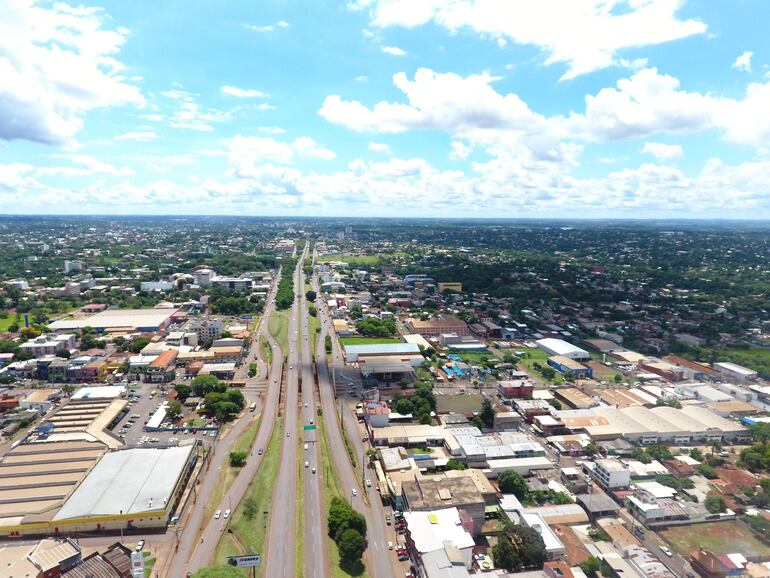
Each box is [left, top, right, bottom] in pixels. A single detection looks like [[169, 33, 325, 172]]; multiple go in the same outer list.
[[557, 404, 750, 445], [49, 308, 181, 333], [536, 338, 590, 361]]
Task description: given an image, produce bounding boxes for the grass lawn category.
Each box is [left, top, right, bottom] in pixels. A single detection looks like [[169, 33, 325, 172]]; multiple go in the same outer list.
[[661, 520, 770, 557], [203, 415, 260, 520], [456, 351, 499, 365], [514, 348, 564, 384], [309, 314, 321, 354], [213, 417, 283, 577], [268, 312, 289, 359], [0, 315, 20, 331], [339, 337, 402, 346], [702, 347, 770, 378], [185, 417, 207, 427], [318, 254, 381, 266], [436, 393, 484, 414], [318, 416, 369, 578], [143, 552, 155, 577], [259, 336, 273, 367]]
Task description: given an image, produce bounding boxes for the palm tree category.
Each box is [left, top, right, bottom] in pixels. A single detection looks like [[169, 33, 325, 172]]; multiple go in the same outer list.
[[709, 440, 722, 456]]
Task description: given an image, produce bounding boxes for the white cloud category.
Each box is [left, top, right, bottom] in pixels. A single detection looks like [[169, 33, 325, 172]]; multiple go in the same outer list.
[[256, 103, 277, 111], [114, 130, 158, 142], [0, 1, 144, 145], [382, 45, 407, 56], [642, 141, 683, 160], [258, 126, 286, 134], [221, 85, 268, 98], [139, 114, 165, 122], [159, 87, 233, 131], [368, 141, 392, 154], [355, 0, 707, 79], [227, 135, 335, 174], [733, 50, 753, 73], [244, 20, 289, 33], [355, 75, 369, 82], [35, 155, 134, 177], [450, 140, 471, 160]]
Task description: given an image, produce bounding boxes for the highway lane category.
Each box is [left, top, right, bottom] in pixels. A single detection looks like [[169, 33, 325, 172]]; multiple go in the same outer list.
[[311, 266, 396, 578], [168, 268, 285, 578], [263, 254, 303, 578], [298, 254, 330, 578]]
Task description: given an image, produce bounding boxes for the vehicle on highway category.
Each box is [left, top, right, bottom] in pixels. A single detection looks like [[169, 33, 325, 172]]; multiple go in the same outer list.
[[352, 488, 357, 497], [224, 509, 231, 519], [305, 461, 309, 468], [135, 540, 145, 551], [312, 467, 316, 473], [214, 510, 221, 519], [366, 479, 371, 487], [386, 514, 391, 525], [249, 402, 257, 412], [304, 443, 308, 450], [388, 541, 394, 550], [287, 432, 290, 437], [258, 448, 264, 455], [660, 545, 673, 557]]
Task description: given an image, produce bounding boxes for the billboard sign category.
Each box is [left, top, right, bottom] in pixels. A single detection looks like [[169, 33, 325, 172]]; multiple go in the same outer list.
[[130, 552, 145, 578], [228, 554, 262, 567]]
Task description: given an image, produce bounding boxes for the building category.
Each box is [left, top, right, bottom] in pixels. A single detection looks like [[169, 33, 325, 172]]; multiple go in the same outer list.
[[193, 268, 214, 287], [64, 260, 82, 274], [639, 359, 685, 382], [19, 334, 77, 358], [0, 538, 81, 578], [514, 399, 552, 422], [554, 388, 597, 410], [583, 339, 625, 354], [49, 308, 180, 333], [343, 342, 422, 364], [211, 277, 252, 291], [548, 356, 593, 379], [402, 508, 475, 578], [497, 380, 534, 400], [183, 317, 224, 342], [146, 349, 178, 383], [536, 339, 590, 361], [593, 458, 631, 489], [437, 282, 463, 294], [20, 388, 62, 413], [714, 361, 758, 383], [405, 316, 470, 337]]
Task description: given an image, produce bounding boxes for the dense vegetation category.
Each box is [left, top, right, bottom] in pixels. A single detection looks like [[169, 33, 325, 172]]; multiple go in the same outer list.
[[275, 259, 296, 310]]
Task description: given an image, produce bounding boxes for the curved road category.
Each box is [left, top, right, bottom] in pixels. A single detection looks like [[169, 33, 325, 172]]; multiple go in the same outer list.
[[167, 267, 285, 577]]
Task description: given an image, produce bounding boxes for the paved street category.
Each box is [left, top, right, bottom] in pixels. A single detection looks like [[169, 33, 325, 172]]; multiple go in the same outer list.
[[311, 264, 397, 578], [166, 269, 285, 578], [263, 253, 303, 578]]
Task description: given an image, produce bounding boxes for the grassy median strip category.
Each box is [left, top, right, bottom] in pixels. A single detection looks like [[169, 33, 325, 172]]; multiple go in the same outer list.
[[296, 422, 305, 578], [203, 415, 260, 520], [318, 416, 369, 578], [268, 312, 289, 359], [259, 336, 272, 367], [309, 314, 320, 355], [213, 416, 283, 577]]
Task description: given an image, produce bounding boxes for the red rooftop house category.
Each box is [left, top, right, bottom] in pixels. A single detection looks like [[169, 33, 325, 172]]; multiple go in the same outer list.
[[146, 349, 178, 383]]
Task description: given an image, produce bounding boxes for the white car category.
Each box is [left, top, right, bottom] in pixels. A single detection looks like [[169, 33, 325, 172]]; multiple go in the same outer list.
[[366, 479, 371, 487], [214, 510, 221, 519], [135, 540, 145, 551], [224, 509, 231, 519], [660, 545, 672, 557], [352, 488, 358, 497]]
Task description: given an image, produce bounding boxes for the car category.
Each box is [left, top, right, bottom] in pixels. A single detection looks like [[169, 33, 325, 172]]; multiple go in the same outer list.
[[386, 514, 391, 525], [135, 540, 145, 551], [312, 467, 316, 474], [362, 436, 369, 442], [388, 541, 394, 550], [366, 479, 371, 487], [310, 418, 314, 424], [398, 553, 409, 561], [287, 432, 291, 437], [214, 510, 221, 519], [660, 545, 672, 557], [224, 509, 231, 519], [258, 448, 264, 455], [352, 488, 357, 497], [304, 402, 308, 407]]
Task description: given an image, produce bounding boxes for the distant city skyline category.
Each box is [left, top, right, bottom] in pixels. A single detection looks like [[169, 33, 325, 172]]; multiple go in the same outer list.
[[1, 1, 769, 218]]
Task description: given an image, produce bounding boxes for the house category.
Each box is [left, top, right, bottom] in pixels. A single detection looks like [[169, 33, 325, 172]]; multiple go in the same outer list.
[[145, 349, 177, 383]]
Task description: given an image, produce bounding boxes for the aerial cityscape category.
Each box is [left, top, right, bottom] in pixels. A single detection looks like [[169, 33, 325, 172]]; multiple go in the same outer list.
[[3, 1, 770, 578]]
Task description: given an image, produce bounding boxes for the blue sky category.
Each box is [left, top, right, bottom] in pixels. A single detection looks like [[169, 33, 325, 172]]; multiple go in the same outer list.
[[1, 0, 769, 217]]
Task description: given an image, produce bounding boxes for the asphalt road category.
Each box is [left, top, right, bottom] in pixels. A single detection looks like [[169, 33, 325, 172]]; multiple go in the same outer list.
[[311, 269, 397, 578], [297, 256, 330, 578], [263, 254, 303, 578], [167, 268, 285, 578]]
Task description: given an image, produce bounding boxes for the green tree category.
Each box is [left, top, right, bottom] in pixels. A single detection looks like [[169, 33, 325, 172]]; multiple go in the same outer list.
[[492, 537, 520, 572], [697, 464, 717, 479], [480, 397, 495, 429], [705, 495, 726, 513], [445, 459, 467, 471], [175, 383, 192, 401], [306, 290, 317, 301], [166, 400, 183, 420], [579, 556, 602, 578], [229, 451, 247, 467], [129, 336, 150, 353], [613, 374, 623, 383], [511, 525, 547, 568], [337, 529, 365, 562], [243, 496, 257, 520], [498, 470, 527, 498]]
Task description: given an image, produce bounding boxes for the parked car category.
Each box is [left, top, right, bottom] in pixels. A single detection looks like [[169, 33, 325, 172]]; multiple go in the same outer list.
[[135, 540, 145, 551]]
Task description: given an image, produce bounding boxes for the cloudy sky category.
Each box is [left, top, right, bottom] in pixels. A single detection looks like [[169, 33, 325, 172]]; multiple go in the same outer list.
[[1, 0, 769, 218]]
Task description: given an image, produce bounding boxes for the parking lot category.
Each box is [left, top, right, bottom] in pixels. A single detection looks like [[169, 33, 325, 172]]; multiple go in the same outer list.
[[112, 381, 217, 449]]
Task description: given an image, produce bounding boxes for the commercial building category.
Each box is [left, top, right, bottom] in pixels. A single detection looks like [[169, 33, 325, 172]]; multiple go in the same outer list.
[[402, 476, 486, 536], [146, 349, 178, 383], [343, 342, 422, 363], [714, 361, 758, 383], [402, 507, 475, 578], [49, 308, 180, 333], [0, 538, 82, 577], [638, 359, 685, 382], [19, 334, 77, 358], [405, 316, 470, 337], [497, 380, 534, 400], [554, 388, 597, 410], [548, 356, 593, 379], [536, 339, 590, 361], [183, 317, 224, 342], [20, 388, 62, 413], [593, 458, 631, 489], [437, 282, 462, 293], [211, 277, 252, 291]]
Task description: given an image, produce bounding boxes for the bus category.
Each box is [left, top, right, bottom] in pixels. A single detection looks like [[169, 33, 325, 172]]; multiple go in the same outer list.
[[249, 402, 257, 412]]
